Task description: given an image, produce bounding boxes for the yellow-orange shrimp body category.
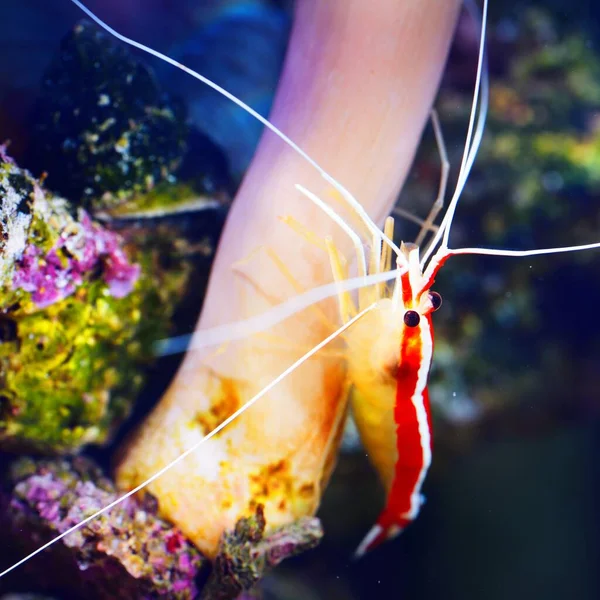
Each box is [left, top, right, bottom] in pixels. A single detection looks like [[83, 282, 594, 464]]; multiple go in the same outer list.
[[314, 229, 442, 555]]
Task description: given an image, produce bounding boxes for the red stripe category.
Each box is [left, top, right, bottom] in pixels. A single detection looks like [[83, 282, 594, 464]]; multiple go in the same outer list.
[[379, 317, 433, 530], [401, 271, 413, 307]]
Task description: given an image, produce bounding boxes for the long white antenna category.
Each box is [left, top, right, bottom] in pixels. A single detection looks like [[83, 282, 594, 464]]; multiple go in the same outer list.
[[295, 184, 368, 280], [422, 0, 600, 264], [68, 0, 401, 259], [0, 303, 376, 579], [421, 0, 489, 267], [156, 266, 402, 356], [450, 241, 600, 258], [451, 0, 489, 202]]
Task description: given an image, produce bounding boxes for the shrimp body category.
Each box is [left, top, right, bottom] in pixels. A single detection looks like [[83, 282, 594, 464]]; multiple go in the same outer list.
[[349, 317, 434, 552], [346, 301, 404, 495], [337, 241, 439, 555]]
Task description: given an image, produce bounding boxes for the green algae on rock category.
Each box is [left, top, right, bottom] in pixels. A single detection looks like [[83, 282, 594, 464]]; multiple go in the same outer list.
[[0, 152, 184, 454], [28, 20, 188, 210], [1, 457, 206, 599], [94, 181, 225, 222]]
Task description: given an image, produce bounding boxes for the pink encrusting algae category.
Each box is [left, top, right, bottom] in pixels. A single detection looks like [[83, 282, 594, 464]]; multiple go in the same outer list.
[[3, 457, 205, 598], [12, 210, 140, 308]]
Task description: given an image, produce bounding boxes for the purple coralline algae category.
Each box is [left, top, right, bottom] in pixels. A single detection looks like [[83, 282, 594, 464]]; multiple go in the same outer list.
[[12, 211, 139, 308], [1, 457, 206, 599], [1, 458, 323, 600]]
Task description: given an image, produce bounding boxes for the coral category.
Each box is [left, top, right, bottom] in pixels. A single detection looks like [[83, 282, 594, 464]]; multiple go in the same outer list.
[[28, 20, 188, 210], [0, 155, 186, 453], [0, 457, 206, 599], [201, 505, 323, 600]]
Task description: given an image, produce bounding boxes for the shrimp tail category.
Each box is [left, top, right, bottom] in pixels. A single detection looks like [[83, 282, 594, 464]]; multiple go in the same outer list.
[[353, 509, 412, 558]]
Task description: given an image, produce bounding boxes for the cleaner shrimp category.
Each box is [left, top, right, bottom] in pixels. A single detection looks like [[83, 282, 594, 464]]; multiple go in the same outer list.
[[2, 0, 600, 584]]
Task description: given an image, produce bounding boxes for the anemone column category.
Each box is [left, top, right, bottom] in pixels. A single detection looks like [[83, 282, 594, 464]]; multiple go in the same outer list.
[[117, 0, 461, 558]]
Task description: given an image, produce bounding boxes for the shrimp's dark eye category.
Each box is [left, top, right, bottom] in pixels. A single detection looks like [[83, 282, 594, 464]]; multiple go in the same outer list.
[[404, 310, 421, 328], [429, 291, 442, 311]]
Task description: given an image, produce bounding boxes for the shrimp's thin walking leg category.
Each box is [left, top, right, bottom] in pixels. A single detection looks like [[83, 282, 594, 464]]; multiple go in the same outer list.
[[415, 110, 450, 247], [233, 243, 351, 358], [392, 207, 440, 235], [233, 245, 336, 331], [325, 238, 357, 323], [392, 111, 447, 246], [378, 216, 396, 298], [324, 188, 375, 244], [381, 217, 395, 275], [295, 184, 368, 280], [282, 185, 375, 323], [278, 216, 357, 323], [294, 184, 388, 316], [278, 215, 330, 253]]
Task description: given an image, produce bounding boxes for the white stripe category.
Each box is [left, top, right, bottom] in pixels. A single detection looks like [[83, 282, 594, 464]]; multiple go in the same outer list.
[[353, 524, 384, 559], [405, 316, 434, 520]]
